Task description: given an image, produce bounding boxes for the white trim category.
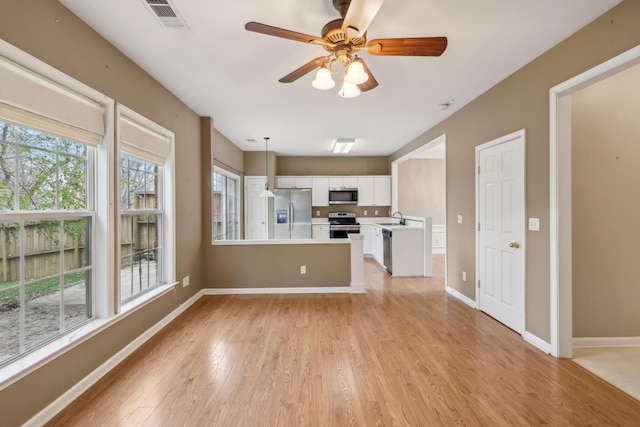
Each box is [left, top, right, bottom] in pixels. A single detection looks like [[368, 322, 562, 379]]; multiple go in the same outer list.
[[446, 286, 478, 308], [524, 331, 552, 354], [0, 282, 176, 392], [475, 129, 526, 335], [203, 287, 352, 295], [572, 337, 640, 348], [549, 44, 640, 358], [24, 285, 198, 427]]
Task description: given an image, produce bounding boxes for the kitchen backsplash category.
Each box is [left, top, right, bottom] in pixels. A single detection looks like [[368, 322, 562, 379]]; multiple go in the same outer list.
[[312, 206, 391, 218]]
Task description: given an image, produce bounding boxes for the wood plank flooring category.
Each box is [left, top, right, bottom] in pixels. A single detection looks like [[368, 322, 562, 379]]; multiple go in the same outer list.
[[48, 256, 640, 426]]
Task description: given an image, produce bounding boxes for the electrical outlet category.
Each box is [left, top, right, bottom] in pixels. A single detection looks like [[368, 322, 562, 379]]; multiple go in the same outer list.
[[457, 214, 463, 224], [375, 210, 378, 215], [182, 275, 190, 287], [316, 210, 320, 217], [364, 210, 367, 216], [300, 265, 306, 274], [462, 271, 466, 281]]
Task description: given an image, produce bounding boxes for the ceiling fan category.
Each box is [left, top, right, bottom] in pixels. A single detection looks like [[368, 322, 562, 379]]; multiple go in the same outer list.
[[245, 0, 448, 98]]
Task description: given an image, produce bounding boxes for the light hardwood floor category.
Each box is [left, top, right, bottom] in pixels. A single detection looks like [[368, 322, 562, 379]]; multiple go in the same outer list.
[[48, 256, 640, 426]]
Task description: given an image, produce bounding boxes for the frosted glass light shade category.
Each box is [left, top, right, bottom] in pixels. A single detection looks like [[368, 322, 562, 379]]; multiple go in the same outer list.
[[259, 187, 275, 198], [311, 67, 335, 90], [338, 81, 361, 98], [344, 60, 369, 85]]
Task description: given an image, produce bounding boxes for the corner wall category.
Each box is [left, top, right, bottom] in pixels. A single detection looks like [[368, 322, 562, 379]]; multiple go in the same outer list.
[[0, 1, 203, 425], [390, 0, 640, 342]]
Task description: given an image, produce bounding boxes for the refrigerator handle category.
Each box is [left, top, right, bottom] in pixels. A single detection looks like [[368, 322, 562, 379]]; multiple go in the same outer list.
[[289, 202, 294, 232]]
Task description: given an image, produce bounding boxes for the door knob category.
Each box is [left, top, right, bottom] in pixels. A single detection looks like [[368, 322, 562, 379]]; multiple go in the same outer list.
[[509, 242, 520, 249]]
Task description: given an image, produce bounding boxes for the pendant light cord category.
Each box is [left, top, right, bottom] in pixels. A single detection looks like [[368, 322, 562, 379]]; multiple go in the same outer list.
[[264, 137, 270, 190]]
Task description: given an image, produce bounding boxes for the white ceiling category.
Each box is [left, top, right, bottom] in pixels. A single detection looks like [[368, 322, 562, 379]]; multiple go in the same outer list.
[[59, 0, 620, 156]]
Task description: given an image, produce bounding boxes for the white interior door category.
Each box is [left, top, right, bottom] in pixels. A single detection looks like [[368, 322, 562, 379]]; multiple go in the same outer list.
[[245, 176, 268, 240], [477, 131, 525, 333]]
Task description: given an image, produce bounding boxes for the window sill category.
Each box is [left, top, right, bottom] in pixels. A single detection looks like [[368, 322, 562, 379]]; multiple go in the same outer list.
[[0, 282, 177, 392]]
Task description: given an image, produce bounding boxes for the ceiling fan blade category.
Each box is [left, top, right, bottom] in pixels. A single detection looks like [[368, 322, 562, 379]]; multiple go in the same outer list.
[[366, 37, 448, 56], [245, 22, 324, 45], [358, 59, 378, 92], [342, 0, 385, 38], [279, 57, 328, 83]]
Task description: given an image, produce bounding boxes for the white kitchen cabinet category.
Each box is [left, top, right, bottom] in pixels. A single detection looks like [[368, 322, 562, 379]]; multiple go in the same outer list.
[[371, 225, 384, 265], [312, 177, 329, 206], [329, 176, 358, 189], [276, 176, 312, 189], [358, 176, 391, 206], [374, 176, 391, 206], [361, 224, 372, 256], [312, 224, 330, 240]]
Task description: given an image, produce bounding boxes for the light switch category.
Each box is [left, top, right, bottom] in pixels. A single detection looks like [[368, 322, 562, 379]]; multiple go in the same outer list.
[[457, 214, 462, 224], [529, 218, 540, 231]]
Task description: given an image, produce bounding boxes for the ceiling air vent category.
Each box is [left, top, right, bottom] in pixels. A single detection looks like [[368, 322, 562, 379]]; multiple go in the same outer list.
[[143, 0, 188, 29]]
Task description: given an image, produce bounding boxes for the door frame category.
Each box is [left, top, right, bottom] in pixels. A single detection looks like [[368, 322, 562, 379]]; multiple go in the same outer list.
[[391, 133, 447, 281], [549, 44, 640, 358], [475, 129, 526, 334]]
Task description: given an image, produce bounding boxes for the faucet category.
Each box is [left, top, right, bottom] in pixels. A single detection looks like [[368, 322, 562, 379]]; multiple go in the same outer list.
[[392, 211, 406, 225]]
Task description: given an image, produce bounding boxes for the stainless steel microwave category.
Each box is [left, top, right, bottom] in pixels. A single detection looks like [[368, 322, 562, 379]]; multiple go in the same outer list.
[[329, 188, 358, 205]]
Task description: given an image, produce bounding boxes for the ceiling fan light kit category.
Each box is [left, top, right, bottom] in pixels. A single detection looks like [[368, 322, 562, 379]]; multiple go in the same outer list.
[[311, 65, 336, 90], [245, 0, 447, 98]]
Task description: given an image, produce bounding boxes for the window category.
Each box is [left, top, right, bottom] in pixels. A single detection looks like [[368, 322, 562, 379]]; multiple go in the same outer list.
[[119, 154, 162, 302], [117, 105, 175, 305], [0, 122, 93, 365], [212, 168, 239, 241]]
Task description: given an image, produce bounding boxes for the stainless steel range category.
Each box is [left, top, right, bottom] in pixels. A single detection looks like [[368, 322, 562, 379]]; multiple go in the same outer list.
[[328, 212, 360, 239]]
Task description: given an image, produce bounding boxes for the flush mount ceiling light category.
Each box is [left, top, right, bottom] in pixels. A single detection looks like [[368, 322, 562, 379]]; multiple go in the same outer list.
[[245, 0, 448, 99], [259, 137, 275, 198], [332, 138, 355, 154]]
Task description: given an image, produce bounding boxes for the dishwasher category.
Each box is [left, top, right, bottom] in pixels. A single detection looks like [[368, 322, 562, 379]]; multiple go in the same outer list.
[[382, 228, 392, 274]]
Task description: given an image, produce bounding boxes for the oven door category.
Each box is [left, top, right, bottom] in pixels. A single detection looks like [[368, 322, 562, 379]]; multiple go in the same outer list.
[[329, 225, 361, 239]]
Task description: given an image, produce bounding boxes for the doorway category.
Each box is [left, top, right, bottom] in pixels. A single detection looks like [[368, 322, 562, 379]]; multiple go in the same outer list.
[[391, 134, 447, 283]]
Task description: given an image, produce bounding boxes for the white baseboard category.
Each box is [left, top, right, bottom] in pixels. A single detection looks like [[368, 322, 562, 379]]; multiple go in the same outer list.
[[25, 290, 204, 427], [350, 282, 366, 294], [573, 336, 640, 348], [524, 331, 552, 354], [203, 286, 352, 295], [446, 286, 477, 308]]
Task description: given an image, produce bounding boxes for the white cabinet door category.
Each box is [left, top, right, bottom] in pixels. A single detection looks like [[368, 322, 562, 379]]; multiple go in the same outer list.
[[361, 224, 371, 255], [277, 176, 312, 188], [371, 225, 384, 264], [357, 177, 374, 206], [295, 177, 312, 188], [276, 176, 294, 188], [374, 176, 391, 205], [328, 177, 344, 189], [343, 176, 358, 188], [312, 177, 329, 206], [312, 224, 330, 240]]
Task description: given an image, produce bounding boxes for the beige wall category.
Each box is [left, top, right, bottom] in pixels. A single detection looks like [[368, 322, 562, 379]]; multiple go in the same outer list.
[[390, 0, 640, 342], [398, 159, 446, 225], [0, 1, 203, 425], [209, 243, 351, 288], [572, 63, 640, 338], [277, 156, 390, 175]]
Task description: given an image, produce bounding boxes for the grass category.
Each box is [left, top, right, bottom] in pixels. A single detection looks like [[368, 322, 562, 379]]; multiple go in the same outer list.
[[0, 271, 87, 308]]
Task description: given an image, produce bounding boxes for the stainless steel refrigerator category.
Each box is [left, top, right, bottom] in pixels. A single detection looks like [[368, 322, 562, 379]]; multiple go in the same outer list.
[[273, 188, 312, 239]]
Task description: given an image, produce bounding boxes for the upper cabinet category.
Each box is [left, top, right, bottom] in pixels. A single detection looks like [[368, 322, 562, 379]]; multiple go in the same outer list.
[[328, 176, 358, 189], [358, 176, 391, 206], [276, 176, 312, 189], [312, 177, 329, 206], [277, 175, 391, 206]]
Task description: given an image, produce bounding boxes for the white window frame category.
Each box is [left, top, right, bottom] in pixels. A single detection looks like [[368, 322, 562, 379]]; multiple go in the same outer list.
[[0, 39, 114, 387], [115, 104, 175, 313], [212, 166, 241, 241]]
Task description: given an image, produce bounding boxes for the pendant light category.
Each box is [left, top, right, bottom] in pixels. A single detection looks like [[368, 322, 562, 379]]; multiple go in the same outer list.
[[259, 137, 275, 198]]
